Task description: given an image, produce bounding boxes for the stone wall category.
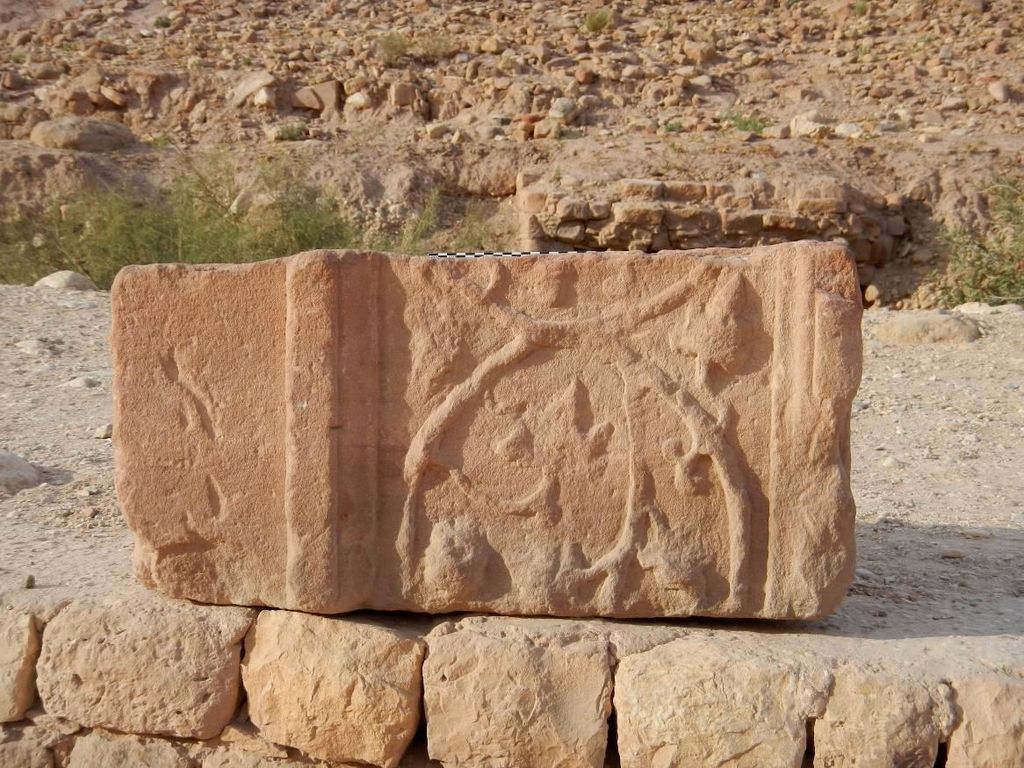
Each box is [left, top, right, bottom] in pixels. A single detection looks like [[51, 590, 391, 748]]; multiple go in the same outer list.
[[516, 171, 910, 293], [2, 588, 1022, 768]]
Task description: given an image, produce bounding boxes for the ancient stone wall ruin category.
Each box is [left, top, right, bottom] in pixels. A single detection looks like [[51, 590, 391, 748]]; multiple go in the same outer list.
[[2, 592, 1022, 767], [516, 171, 910, 294]]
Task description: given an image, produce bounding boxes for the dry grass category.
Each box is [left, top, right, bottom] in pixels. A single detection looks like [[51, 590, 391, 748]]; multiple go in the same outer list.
[[936, 178, 1024, 306]]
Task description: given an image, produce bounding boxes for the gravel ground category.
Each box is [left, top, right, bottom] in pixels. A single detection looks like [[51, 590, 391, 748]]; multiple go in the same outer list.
[[1, 283, 1022, 642]]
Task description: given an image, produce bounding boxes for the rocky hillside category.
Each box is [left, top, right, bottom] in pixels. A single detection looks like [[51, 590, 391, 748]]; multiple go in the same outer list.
[[1, 0, 1022, 305]]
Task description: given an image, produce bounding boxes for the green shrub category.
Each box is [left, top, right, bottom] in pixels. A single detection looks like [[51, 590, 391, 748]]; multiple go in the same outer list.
[[275, 121, 308, 141], [936, 179, 1024, 306], [0, 156, 360, 289], [376, 33, 409, 67], [584, 8, 613, 34], [413, 35, 459, 64], [154, 15, 171, 29], [397, 189, 442, 253], [724, 111, 767, 135]]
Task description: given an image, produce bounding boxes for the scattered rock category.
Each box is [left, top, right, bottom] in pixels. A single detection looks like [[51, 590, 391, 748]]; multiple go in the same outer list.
[[29, 117, 137, 153], [230, 71, 276, 108], [33, 271, 97, 292], [0, 451, 40, 494], [874, 311, 982, 344], [37, 595, 254, 739], [790, 110, 832, 139]]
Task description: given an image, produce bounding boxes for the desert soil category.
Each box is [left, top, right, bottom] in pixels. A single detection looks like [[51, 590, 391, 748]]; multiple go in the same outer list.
[[1, 282, 1021, 641]]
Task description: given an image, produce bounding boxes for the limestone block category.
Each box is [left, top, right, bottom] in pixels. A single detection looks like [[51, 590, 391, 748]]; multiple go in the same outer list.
[[242, 612, 423, 768], [423, 619, 612, 767], [37, 595, 253, 739], [615, 636, 831, 768], [1, 612, 39, 722], [946, 673, 1024, 768], [610, 200, 664, 225], [112, 243, 862, 619], [812, 663, 957, 768], [0, 717, 78, 768], [67, 730, 194, 768]]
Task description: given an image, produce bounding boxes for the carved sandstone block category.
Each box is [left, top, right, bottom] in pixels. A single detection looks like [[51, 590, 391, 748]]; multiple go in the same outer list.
[[112, 242, 861, 619]]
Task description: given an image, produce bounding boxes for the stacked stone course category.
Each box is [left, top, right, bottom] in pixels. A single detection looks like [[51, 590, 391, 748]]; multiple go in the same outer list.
[[2, 594, 1023, 767], [517, 172, 909, 289]]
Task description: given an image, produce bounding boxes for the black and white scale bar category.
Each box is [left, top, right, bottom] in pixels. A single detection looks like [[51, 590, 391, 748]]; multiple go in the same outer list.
[[428, 250, 579, 258]]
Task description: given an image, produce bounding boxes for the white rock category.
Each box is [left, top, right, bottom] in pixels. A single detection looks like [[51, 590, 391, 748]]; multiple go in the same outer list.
[[347, 91, 371, 110], [33, 271, 97, 291], [252, 86, 277, 109], [230, 71, 276, 108], [790, 110, 832, 138], [987, 81, 1010, 103], [834, 122, 865, 138], [0, 451, 40, 494], [955, 301, 1023, 315]]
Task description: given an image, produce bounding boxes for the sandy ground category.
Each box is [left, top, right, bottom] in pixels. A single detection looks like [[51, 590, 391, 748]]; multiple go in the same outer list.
[[1, 282, 1022, 643]]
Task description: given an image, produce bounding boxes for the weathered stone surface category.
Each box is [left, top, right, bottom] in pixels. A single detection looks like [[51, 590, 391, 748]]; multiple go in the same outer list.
[[112, 243, 862, 619], [67, 730, 193, 768], [0, 716, 78, 768], [242, 611, 423, 768], [29, 117, 136, 152], [874, 310, 982, 344], [946, 673, 1024, 768], [424, 618, 612, 767], [0, 612, 39, 722], [32, 270, 98, 291], [812, 662, 957, 768], [615, 635, 831, 767], [0, 451, 40, 495], [37, 595, 253, 739]]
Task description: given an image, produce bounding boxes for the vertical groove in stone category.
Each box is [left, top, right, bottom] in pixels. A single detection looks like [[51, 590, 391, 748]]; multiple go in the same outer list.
[[334, 252, 380, 605], [766, 246, 814, 616], [283, 251, 342, 611]]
